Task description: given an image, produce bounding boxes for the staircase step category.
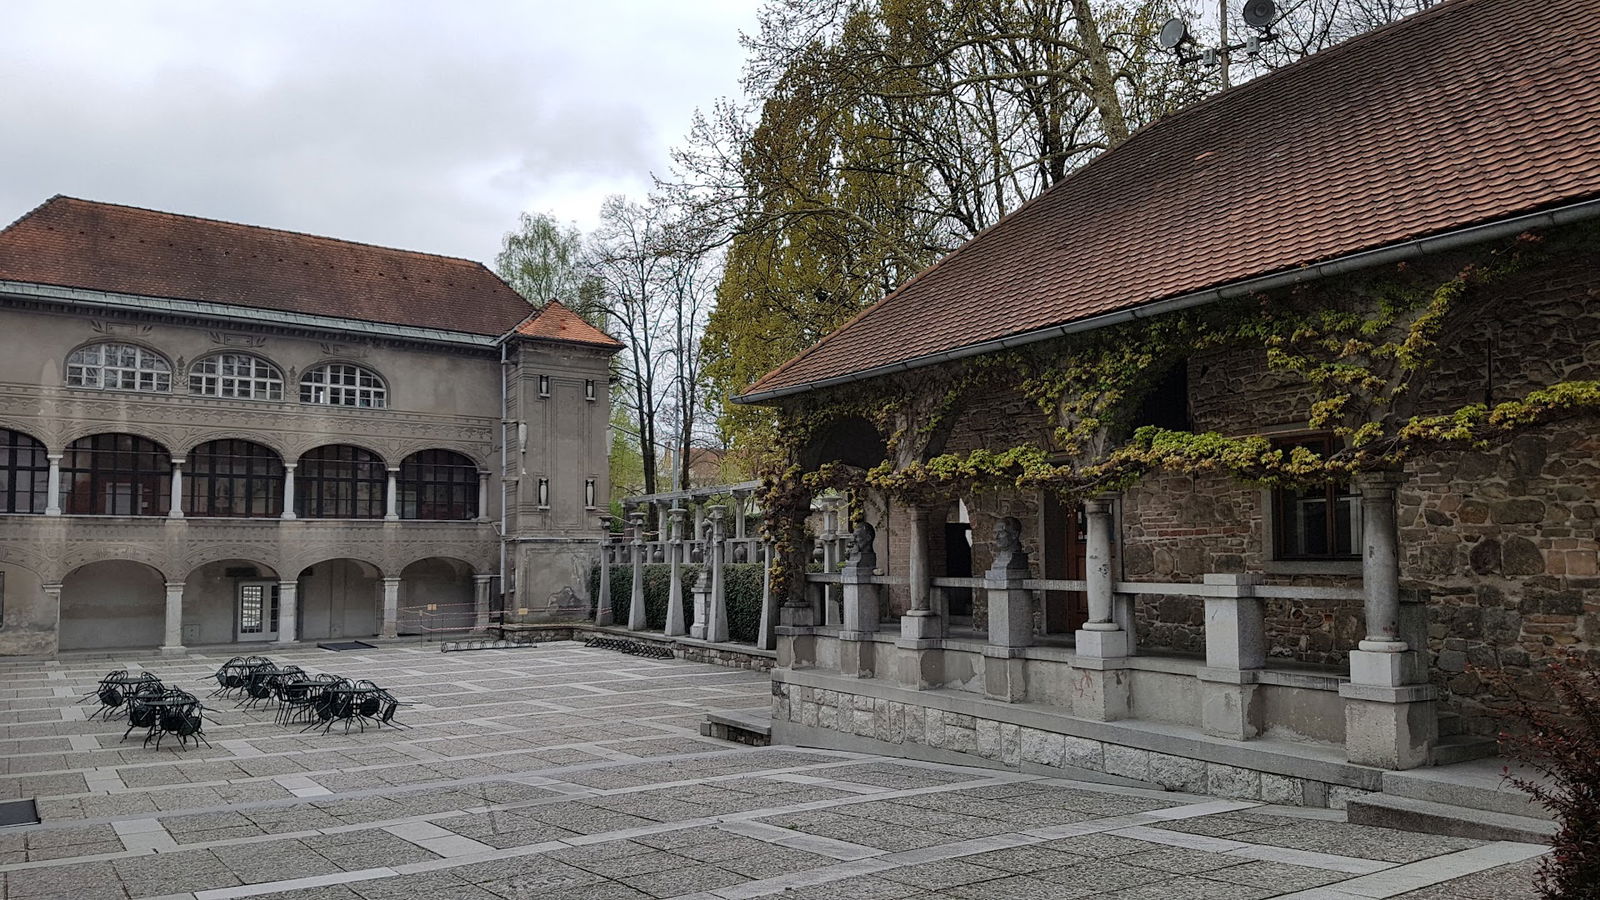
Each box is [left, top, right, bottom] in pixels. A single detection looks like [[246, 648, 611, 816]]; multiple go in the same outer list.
[[1346, 793, 1555, 844], [1382, 758, 1553, 820], [1428, 734, 1498, 766], [701, 710, 771, 746]]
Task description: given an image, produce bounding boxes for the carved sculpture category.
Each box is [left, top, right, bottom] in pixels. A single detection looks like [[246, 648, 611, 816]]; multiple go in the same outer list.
[[847, 521, 877, 570]]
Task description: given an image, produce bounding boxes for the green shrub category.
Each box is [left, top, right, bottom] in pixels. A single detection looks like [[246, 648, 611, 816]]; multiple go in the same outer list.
[[587, 562, 765, 643]]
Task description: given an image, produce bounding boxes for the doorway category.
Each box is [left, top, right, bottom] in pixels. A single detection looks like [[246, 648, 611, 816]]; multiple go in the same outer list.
[[235, 581, 280, 642], [1042, 495, 1088, 633]]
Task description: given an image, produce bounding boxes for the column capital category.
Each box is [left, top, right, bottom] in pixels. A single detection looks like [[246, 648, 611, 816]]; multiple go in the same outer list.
[[170, 458, 185, 467], [1355, 470, 1408, 493], [380, 575, 402, 586], [472, 574, 495, 584], [47, 453, 63, 462], [164, 581, 186, 591], [283, 461, 297, 471]]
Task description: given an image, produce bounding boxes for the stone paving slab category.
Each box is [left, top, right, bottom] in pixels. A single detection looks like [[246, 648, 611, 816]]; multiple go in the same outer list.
[[0, 643, 1548, 899]]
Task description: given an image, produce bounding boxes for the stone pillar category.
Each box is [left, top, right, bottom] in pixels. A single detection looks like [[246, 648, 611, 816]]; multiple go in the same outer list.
[[757, 541, 777, 651], [838, 520, 881, 678], [281, 463, 297, 520], [1341, 471, 1436, 769], [595, 515, 615, 626], [898, 505, 943, 690], [705, 505, 730, 643], [981, 516, 1031, 701], [1199, 574, 1265, 739], [160, 582, 185, 654], [274, 581, 298, 645], [734, 489, 749, 539], [665, 506, 688, 637], [473, 574, 493, 631], [168, 459, 184, 518], [42, 583, 63, 654], [1071, 498, 1130, 718], [44, 454, 63, 516], [477, 472, 490, 523], [690, 566, 711, 640], [628, 511, 647, 630], [821, 500, 843, 626], [380, 576, 401, 638], [384, 467, 400, 521]]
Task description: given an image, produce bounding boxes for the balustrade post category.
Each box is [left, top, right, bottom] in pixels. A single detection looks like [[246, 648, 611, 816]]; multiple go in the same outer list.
[[898, 504, 942, 689], [981, 516, 1030, 701], [1199, 574, 1265, 739], [821, 499, 843, 625], [838, 519, 881, 677], [756, 540, 777, 651], [628, 511, 647, 630], [665, 505, 688, 636], [1341, 471, 1436, 769], [1071, 497, 1130, 719], [705, 505, 729, 643]]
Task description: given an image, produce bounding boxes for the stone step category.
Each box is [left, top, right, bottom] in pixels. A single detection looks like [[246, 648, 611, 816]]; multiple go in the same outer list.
[[1428, 734, 1498, 766], [1381, 758, 1553, 820], [1346, 793, 1555, 844], [702, 710, 772, 746], [1436, 710, 1463, 737]]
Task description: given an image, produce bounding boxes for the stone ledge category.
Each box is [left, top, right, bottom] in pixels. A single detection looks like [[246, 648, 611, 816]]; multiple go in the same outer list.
[[774, 666, 1382, 791]]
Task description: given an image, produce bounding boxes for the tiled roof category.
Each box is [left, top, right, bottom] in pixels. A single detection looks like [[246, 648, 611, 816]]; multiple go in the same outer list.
[[741, 0, 1600, 400], [0, 196, 537, 337], [513, 299, 624, 349]]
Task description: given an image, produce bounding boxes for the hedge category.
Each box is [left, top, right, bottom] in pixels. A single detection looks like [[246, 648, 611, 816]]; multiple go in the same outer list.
[[587, 562, 765, 644]]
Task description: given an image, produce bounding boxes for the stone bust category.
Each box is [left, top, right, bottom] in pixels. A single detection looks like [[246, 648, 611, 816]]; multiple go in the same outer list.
[[989, 515, 1029, 573], [847, 521, 877, 570]]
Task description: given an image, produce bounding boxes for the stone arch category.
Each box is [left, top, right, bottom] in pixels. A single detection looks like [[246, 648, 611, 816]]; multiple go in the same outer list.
[[395, 443, 490, 471], [182, 557, 282, 646], [397, 556, 478, 638], [293, 557, 385, 641], [59, 558, 168, 651], [800, 415, 888, 470], [59, 423, 177, 454], [56, 545, 176, 582], [174, 430, 291, 460], [294, 441, 391, 469]]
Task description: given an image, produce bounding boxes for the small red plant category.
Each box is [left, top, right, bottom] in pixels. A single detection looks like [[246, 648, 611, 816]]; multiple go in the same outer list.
[[1497, 655, 1600, 899]]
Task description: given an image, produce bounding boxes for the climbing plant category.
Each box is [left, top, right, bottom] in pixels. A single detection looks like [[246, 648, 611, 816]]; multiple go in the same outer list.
[[755, 225, 1600, 605]]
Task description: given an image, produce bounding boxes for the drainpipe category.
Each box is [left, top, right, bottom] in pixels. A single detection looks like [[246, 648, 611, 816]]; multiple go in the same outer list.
[[499, 340, 510, 611]]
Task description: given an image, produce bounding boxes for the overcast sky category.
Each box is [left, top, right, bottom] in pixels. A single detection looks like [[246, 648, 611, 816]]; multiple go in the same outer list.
[[0, 1, 758, 262]]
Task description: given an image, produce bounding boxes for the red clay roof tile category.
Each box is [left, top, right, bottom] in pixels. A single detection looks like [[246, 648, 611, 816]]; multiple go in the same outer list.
[[0, 196, 537, 337], [512, 299, 623, 349], [742, 0, 1600, 399]]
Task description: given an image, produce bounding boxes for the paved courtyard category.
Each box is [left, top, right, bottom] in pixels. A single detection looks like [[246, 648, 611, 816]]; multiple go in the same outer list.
[[0, 643, 1547, 899]]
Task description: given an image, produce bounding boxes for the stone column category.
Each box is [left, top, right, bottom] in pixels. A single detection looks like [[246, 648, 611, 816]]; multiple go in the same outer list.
[[733, 489, 749, 539], [380, 576, 401, 638], [45, 454, 63, 516], [981, 516, 1031, 701], [1071, 497, 1130, 718], [898, 505, 942, 690], [757, 541, 777, 651], [595, 515, 615, 626], [281, 463, 297, 520], [160, 582, 185, 654], [473, 574, 493, 631], [42, 583, 63, 654], [1199, 574, 1264, 739], [384, 467, 400, 521], [477, 472, 490, 523], [665, 506, 688, 636], [628, 511, 648, 630], [1341, 471, 1436, 769], [705, 505, 730, 643], [274, 581, 298, 645], [168, 459, 184, 518]]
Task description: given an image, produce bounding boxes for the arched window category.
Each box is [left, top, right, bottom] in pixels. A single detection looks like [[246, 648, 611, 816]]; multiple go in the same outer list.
[[0, 429, 49, 514], [62, 434, 171, 516], [296, 445, 385, 519], [66, 343, 171, 392], [399, 450, 478, 520], [190, 353, 284, 400], [186, 440, 284, 517], [299, 363, 386, 408]]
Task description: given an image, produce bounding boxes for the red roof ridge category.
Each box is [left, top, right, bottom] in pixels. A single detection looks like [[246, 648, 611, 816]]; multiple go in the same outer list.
[[514, 299, 624, 349]]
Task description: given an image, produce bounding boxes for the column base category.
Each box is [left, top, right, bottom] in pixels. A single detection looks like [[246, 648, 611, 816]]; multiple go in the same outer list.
[[839, 636, 875, 678], [595, 609, 615, 627], [1198, 670, 1262, 740], [159, 645, 186, 657], [900, 610, 941, 641], [1340, 682, 1438, 769], [1349, 647, 1413, 687], [1069, 663, 1130, 721], [1074, 627, 1129, 659], [689, 625, 707, 640]]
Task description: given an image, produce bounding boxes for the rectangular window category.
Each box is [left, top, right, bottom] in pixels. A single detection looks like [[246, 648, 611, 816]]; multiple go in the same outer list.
[[1272, 434, 1361, 560]]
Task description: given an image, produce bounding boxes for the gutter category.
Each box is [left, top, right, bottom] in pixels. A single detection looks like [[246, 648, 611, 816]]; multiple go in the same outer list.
[[733, 197, 1600, 405]]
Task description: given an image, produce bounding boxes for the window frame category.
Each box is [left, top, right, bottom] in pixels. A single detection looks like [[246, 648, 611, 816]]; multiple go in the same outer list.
[[0, 428, 49, 514], [185, 439, 284, 518], [61, 433, 172, 516], [298, 362, 387, 408], [295, 445, 386, 519], [1270, 432, 1362, 562], [398, 450, 479, 521], [65, 342, 172, 393], [189, 353, 285, 401]]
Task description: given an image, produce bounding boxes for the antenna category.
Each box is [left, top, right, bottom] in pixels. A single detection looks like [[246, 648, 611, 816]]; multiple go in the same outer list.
[[1160, 2, 1278, 74]]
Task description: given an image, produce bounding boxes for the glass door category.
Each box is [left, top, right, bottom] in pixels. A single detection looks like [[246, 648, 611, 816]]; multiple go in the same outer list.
[[236, 581, 280, 642]]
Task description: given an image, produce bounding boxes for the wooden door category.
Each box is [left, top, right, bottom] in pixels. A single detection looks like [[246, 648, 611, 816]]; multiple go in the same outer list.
[[1042, 496, 1088, 633]]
